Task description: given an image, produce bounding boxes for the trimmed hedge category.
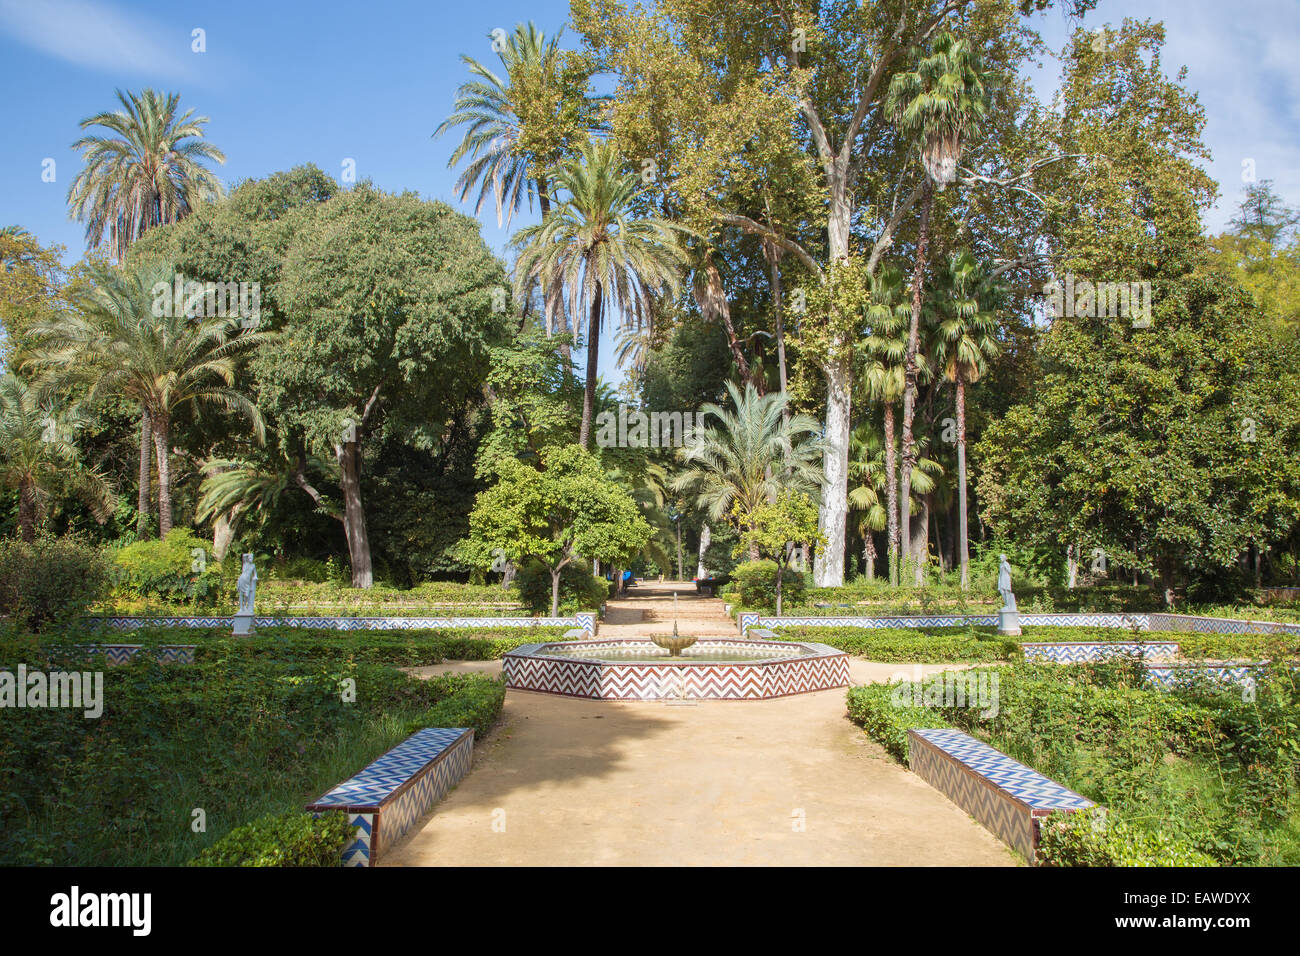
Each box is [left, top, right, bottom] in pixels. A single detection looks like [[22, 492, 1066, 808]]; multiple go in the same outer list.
[[1037, 811, 1217, 867], [781, 626, 1019, 662], [845, 683, 950, 760], [189, 810, 356, 867], [0, 534, 111, 632]]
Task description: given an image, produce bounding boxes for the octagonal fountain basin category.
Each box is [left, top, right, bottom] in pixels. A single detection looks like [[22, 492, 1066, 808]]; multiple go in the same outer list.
[[502, 638, 849, 701]]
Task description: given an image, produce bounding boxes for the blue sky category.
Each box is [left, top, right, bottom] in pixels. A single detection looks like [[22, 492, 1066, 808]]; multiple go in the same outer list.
[[2, 0, 1297, 385]]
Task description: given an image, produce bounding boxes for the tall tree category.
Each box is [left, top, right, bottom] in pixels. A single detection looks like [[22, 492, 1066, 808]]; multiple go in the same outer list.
[[930, 250, 1001, 589], [885, 31, 991, 574], [27, 261, 265, 538], [260, 185, 507, 587], [67, 88, 226, 536], [513, 139, 689, 449]]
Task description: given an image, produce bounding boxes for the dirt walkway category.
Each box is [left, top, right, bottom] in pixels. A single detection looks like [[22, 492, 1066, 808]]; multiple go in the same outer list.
[[387, 582, 1013, 866]]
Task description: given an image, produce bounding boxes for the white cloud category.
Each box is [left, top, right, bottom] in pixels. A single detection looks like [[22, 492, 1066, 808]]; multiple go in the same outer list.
[[0, 0, 193, 79]]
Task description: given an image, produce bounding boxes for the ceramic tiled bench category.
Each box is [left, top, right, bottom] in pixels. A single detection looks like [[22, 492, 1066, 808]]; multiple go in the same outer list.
[[907, 728, 1094, 861], [306, 727, 473, 867], [75, 644, 196, 665], [1021, 641, 1179, 663]]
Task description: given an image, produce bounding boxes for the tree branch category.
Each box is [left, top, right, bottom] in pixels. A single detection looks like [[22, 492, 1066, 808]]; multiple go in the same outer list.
[[716, 213, 824, 281]]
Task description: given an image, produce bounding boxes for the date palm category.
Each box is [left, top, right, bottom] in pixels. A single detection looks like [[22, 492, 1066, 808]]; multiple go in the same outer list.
[[0, 375, 113, 541], [931, 250, 1001, 590], [67, 89, 225, 262], [513, 138, 689, 448], [672, 381, 823, 559], [886, 32, 990, 572], [26, 261, 266, 538]]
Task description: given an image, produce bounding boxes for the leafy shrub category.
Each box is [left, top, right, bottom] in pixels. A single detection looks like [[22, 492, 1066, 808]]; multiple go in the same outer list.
[[732, 559, 806, 610], [112, 528, 230, 606], [0, 534, 111, 631], [782, 626, 1018, 662], [515, 559, 608, 614], [846, 683, 950, 760], [189, 811, 355, 867], [1038, 810, 1217, 867]]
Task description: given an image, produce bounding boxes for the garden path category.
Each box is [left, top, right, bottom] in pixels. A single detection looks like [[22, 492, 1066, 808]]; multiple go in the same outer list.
[[389, 582, 1012, 866]]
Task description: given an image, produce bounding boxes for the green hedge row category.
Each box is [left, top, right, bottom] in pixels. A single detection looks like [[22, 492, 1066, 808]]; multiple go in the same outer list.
[[188, 810, 356, 867], [845, 683, 950, 760], [779, 626, 1019, 662]]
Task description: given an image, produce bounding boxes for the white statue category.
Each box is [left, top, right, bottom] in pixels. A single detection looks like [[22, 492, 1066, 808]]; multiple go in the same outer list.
[[236, 553, 258, 615], [997, 554, 1017, 612]]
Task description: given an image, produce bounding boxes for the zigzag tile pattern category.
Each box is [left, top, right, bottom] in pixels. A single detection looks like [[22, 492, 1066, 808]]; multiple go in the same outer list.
[[1147, 613, 1300, 636], [908, 729, 1093, 860], [86, 613, 595, 633], [339, 813, 374, 868], [1021, 641, 1179, 662], [743, 612, 1155, 636], [1144, 663, 1260, 690], [74, 644, 196, 665], [307, 727, 473, 867], [502, 640, 849, 700]]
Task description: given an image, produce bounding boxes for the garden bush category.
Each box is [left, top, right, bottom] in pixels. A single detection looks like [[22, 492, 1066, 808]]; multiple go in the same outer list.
[[188, 810, 355, 867], [781, 625, 1018, 662], [732, 559, 806, 610], [515, 559, 608, 614], [846, 684, 950, 760], [1037, 810, 1217, 867], [111, 528, 230, 606], [0, 533, 110, 631]]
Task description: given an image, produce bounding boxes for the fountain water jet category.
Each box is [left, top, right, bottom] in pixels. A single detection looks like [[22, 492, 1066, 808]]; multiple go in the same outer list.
[[651, 591, 697, 656]]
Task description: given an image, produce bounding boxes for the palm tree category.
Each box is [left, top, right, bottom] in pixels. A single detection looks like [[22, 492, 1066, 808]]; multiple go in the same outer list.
[[513, 138, 689, 448], [672, 381, 823, 559], [931, 250, 1001, 590], [848, 419, 941, 582], [196, 453, 338, 561], [860, 265, 912, 585], [67, 89, 225, 262], [0, 375, 113, 541], [886, 32, 990, 573], [26, 261, 266, 538]]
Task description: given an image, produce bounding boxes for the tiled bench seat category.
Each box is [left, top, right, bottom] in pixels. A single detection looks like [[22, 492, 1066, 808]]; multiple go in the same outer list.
[[306, 727, 473, 867], [75, 644, 196, 665], [1021, 641, 1178, 663], [907, 728, 1094, 861]]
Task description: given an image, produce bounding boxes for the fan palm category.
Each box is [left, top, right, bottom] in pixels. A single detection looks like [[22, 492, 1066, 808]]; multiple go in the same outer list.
[[886, 32, 990, 571], [196, 453, 339, 560], [672, 381, 823, 559], [930, 250, 1001, 590], [848, 419, 941, 582], [513, 138, 689, 448], [26, 261, 267, 538], [0, 374, 113, 541], [67, 89, 225, 262]]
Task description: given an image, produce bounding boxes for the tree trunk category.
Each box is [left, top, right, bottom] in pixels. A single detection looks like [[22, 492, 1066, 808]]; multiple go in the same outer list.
[[550, 566, 562, 617], [151, 410, 173, 538], [765, 240, 789, 419], [697, 523, 711, 578], [864, 532, 876, 582], [955, 375, 970, 590], [675, 521, 683, 580], [336, 439, 374, 588], [1066, 543, 1079, 589], [213, 510, 238, 563], [814, 354, 851, 586], [900, 179, 934, 571], [913, 494, 932, 586], [696, 258, 756, 390], [17, 477, 36, 543], [137, 409, 152, 539], [578, 280, 603, 449], [883, 403, 899, 586], [775, 565, 784, 616]]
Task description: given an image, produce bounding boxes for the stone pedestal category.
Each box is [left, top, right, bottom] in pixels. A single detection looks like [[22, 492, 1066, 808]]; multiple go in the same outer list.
[[997, 609, 1021, 637], [233, 613, 255, 636]]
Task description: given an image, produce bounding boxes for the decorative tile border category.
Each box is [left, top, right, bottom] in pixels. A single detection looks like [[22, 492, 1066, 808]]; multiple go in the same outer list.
[[83, 610, 596, 635], [72, 644, 196, 665], [908, 728, 1093, 861], [1021, 641, 1179, 663], [1143, 663, 1263, 691], [739, 611, 1152, 636], [1146, 613, 1300, 636], [502, 639, 849, 701], [307, 727, 473, 867]]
